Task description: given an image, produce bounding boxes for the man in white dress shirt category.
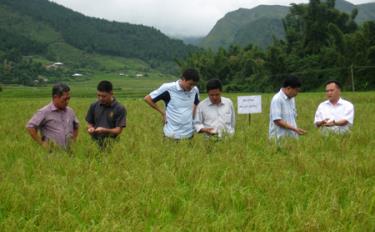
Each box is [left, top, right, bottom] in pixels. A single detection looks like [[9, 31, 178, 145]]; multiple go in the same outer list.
[[314, 80, 354, 134], [194, 79, 235, 137]]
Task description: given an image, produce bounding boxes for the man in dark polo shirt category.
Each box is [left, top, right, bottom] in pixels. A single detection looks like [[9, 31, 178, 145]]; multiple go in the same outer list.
[[86, 80, 126, 148]]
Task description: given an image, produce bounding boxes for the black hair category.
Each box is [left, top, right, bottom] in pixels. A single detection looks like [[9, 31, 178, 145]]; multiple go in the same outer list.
[[97, 80, 113, 93], [325, 80, 342, 90], [52, 83, 70, 97], [206, 79, 222, 92], [182, 68, 200, 82], [282, 75, 301, 88]]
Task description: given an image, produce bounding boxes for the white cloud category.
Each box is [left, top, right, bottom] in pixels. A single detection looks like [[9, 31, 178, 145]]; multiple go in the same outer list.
[[51, 0, 374, 37]]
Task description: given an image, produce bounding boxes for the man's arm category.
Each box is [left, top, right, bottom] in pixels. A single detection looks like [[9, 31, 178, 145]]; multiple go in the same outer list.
[[27, 127, 48, 148], [72, 127, 79, 141], [87, 123, 95, 134], [26, 109, 49, 148], [314, 105, 326, 127], [94, 127, 123, 135], [193, 104, 215, 135], [144, 95, 166, 122], [274, 119, 306, 135], [192, 104, 197, 119], [316, 119, 329, 127], [323, 119, 349, 127], [333, 119, 349, 126]]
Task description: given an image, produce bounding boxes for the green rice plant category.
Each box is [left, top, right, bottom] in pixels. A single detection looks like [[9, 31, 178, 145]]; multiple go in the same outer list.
[[0, 85, 373, 231]]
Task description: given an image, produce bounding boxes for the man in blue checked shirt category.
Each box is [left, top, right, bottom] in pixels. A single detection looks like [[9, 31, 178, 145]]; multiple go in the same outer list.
[[144, 68, 200, 139], [269, 75, 306, 140]]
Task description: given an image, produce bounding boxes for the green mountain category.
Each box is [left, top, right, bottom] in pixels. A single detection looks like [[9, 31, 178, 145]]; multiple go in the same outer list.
[[200, 0, 375, 50], [357, 3, 375, 23], [199, 5, 289, 49], [233, 17, 286, 49], [0, 0, 198, 71]]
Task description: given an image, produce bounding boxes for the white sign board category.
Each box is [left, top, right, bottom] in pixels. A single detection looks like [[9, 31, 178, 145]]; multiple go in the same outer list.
[[237, 96, 262, 114]]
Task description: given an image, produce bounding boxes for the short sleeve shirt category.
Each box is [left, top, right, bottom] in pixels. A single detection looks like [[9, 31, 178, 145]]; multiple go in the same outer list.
[[86, 98, 126, 139], [269, 89, 298, 139], [149, 80, 199, 139], [314, 98, 354, 134], [26, 103, 79, 148]]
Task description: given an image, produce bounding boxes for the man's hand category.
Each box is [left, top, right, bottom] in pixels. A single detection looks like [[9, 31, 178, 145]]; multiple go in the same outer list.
[[200, 127, 217, 135], [317, 119, 330, 127], [94, 127, 107, 134], [87, 127, 95, 134], [294, 128, 307, 135], [41, 140, 49, 150], [325, 119, 336, 127]]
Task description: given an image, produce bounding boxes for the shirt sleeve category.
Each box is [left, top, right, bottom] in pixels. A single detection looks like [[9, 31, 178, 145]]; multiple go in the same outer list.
[[73, 112, 79, 129], [270, 97, 283, 122], [344, 103, 354, 125], [314, 104, 324, 125], [26, 109, 45, 128], [230, 100, 236, 130], [194, 92, 200, 105], [115, 106, 127, 128], [193, 103, 204, 132], [85, 103, 96, 125], [149, 84, 171, 103]]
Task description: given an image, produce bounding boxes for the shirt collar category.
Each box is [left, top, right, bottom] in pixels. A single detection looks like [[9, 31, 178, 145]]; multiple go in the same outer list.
[[100, 97, 117, 107], [279, 89, 289, 100], [176, 80, 195, 93], [208, 98, 224, 106], [176, 80, 183, 91], [327, 98, 343, 106], [50, 102, 65, 112]]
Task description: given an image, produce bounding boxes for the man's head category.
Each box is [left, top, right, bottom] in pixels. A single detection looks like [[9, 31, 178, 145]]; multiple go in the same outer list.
[[282, 75, 301, 98], [52, 83, 70, 110], [97, 80, 113, 105], [206, 79, 223, 105], [180, 68, 199, 91], [325, 80, 341, 103]]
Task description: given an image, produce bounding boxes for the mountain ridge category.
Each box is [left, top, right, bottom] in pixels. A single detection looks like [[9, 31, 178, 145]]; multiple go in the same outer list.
[[0, 0, 198, 71], [200, 0, 375, 50]]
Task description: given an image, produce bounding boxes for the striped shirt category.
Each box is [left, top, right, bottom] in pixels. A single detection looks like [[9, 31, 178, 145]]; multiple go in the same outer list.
[[26, 102, 79, 148], [269, 89, 298, 139]]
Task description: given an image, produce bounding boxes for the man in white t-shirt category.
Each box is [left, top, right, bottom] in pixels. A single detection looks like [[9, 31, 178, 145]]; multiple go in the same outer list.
[[144, 68, 200, 139], [314, 80, 354, 134]]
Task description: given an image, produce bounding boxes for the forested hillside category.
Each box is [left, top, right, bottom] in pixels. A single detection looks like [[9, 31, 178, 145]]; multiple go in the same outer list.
[[179, 0, 375, 92], [200, 0, 375, 50], [200, 6, 289, 49], [0, 0, 197, 61], [0, 0, 198, 86]]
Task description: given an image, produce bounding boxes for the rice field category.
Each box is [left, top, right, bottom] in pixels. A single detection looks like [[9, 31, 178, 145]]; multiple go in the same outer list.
[[0, 76, 374, 231]]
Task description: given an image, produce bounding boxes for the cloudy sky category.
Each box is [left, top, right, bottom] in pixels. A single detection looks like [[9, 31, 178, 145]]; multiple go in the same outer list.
[[51, 0, 373, 37]]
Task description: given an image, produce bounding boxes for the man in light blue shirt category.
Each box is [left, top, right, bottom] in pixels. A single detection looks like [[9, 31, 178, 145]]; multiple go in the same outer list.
[[269, 76, 306, 140], [144, 68, 200, 139]]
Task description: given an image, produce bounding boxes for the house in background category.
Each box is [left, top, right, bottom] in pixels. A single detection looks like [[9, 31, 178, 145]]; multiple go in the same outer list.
[[72, 73, 83, 77], [46, 62, 64, 70]]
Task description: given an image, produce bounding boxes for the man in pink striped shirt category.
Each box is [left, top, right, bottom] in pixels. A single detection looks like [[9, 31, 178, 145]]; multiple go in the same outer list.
[[26, 83, 79, 150]]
